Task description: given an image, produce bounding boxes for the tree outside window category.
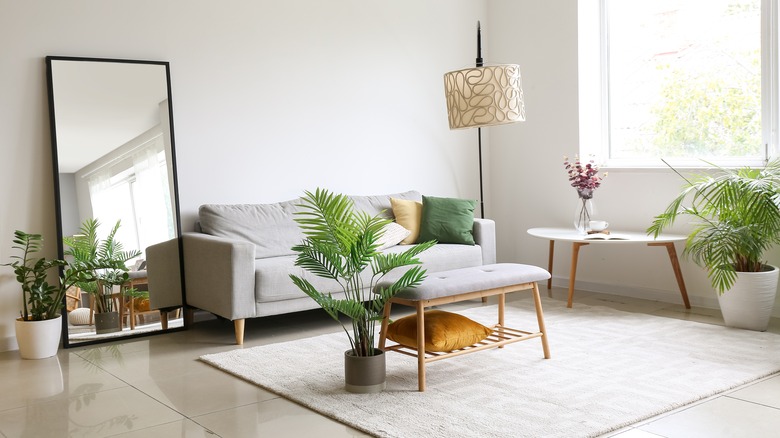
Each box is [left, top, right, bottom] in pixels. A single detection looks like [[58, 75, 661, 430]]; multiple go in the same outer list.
[[605, 0, 764, 164]]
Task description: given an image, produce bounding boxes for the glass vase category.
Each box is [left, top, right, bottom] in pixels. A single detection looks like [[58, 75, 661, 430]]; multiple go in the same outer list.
[[573, 190, 595, 234]]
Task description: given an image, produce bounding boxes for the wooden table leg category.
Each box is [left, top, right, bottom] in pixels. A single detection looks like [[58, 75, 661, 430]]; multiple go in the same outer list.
[[160, 310, 169, 330], [547, 240, 555, 290], [379, 302, 393, 349], [498, 293, 505, 349], [129, 296, 136, 330], [532, 282, 551, 359], [568, 242, 589, 308], [416, 301, 426, 392], [648, 242, 691, 309]]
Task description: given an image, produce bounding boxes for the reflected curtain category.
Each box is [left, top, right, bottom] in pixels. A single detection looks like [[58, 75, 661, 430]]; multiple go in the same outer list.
[[131, 135, 174, 254], [85, 134, 173, 259]]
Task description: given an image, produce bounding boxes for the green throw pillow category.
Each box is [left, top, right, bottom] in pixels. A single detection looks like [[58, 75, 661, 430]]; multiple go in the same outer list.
[[417, 195, 476, 245]]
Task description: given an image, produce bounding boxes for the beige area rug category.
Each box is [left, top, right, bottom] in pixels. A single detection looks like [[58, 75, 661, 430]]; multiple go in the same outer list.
[[200, 298, 780, 438]]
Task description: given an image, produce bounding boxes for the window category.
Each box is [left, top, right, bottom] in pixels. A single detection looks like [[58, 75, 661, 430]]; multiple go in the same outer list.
[[579, 0, 778, 168]]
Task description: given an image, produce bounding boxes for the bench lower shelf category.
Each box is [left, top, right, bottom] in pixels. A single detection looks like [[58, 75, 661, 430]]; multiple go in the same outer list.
[[385, 324, 545, 363]]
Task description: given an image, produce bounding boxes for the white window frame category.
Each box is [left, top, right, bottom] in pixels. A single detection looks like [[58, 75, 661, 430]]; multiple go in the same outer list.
[[578, 0, 779, 169]]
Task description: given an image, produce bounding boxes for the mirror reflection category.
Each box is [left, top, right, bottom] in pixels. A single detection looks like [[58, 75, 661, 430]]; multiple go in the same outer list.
[[47, 57, 184, 346]]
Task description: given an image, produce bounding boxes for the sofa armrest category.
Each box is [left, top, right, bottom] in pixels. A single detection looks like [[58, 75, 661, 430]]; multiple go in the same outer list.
[[473, 218, 496, 265], [182, 232, 257, 320], [146, 238, 183, 310]]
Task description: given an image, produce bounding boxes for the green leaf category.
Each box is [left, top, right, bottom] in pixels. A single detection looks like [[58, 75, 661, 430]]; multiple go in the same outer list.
[[289, 189, 433, 356], [649, 158, 780, 294]]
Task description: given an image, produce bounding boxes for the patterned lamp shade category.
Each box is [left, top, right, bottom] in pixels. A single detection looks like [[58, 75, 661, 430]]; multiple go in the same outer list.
[[443, 64, 526, 129]]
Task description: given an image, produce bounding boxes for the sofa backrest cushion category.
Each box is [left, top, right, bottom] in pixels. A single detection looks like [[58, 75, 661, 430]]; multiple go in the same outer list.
[[199, 190, 422, 259], [350, 190, 421, 219], [199, 199, 304, 259]]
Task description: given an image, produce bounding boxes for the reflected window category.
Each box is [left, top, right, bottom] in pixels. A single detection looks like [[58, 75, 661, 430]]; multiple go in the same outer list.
[[85, 133, 174, 259]]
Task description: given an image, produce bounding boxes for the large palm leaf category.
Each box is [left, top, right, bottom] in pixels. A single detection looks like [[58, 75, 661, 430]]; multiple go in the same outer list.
[[290, 188, 435, 356], [63, 218, 141, 312], [648, 159, 780, 294]]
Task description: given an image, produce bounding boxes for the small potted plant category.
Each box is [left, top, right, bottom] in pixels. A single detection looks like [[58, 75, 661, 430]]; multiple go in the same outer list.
[[648, 159, 780, 330], [4, 231, 105, 359], [289, 188, 435, 393]]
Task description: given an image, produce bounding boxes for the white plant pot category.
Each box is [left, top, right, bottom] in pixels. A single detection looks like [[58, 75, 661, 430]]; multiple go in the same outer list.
[[15, 315, 62, 359], [717, 265, 779, 331]]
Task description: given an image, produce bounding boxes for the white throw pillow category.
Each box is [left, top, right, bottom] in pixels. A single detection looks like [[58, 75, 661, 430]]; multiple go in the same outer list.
[[376, 222, 411, 250], [68, 308, 91, 326]]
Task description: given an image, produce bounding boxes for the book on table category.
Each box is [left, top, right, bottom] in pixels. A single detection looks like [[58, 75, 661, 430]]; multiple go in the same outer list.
[[584, 233, 629, 240]]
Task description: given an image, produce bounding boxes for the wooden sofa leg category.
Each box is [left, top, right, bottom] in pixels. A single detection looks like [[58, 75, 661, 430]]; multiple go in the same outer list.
[[234, 319, 245, 345], [184, 307, 196, 327], [160, 310, 169, 330]]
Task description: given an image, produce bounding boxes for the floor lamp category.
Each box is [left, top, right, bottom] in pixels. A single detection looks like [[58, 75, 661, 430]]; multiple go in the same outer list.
[[443, 21, 525, 218]]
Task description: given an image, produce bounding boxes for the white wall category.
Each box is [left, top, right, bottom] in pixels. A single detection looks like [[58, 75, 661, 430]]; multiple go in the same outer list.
[[488, 0, 780, 314], [2, 0, 777, 353], [0, 0, 487, 351]]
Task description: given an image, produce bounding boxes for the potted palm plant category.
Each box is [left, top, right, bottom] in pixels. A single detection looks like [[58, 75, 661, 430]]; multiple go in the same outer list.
[[648, 159, 780, 331], [63, 219, 141, 334], [4, 231, 110, 359], [289, 189, 435, 393]]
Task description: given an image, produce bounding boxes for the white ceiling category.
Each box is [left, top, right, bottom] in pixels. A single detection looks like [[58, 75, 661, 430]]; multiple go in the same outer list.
[[51, 60, 168, 173]]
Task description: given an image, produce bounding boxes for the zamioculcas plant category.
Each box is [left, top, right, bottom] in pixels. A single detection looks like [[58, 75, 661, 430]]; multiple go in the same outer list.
[[5, 231, 105, 321]]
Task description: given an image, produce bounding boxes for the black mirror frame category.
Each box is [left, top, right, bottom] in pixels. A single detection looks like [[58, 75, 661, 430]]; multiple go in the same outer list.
[[45, 55, 186, 348]]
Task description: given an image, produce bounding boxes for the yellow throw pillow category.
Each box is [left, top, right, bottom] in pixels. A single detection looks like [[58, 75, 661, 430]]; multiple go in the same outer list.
[[134, 298, 151, 312], [386, 310, 492, 352], [390, 197, 422, 244]]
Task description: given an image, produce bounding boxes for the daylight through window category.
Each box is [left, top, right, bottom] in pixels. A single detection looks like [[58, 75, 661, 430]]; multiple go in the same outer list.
[[580, 0, 778, 167]]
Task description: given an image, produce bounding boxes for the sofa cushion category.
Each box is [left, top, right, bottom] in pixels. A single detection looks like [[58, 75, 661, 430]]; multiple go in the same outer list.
[[376, 222, 411, 250], [200, 191, 422, 260], [254, 255, 378, 303], [351, 190, 421, 219], [255, 243, 483, 304], [199, 200, 305, 259], [418, 195, 476, 245]]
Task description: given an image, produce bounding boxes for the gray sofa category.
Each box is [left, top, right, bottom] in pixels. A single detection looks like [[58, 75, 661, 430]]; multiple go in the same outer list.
[[179, 190, 496, 344]]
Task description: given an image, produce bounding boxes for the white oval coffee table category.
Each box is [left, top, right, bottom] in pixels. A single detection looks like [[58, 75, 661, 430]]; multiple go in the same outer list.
[[527, 227, 690, 309]]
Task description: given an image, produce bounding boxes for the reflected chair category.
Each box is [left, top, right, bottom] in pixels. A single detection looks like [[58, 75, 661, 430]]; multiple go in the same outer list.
[[65, 286, 82, 312], [122, 270, 159, 329]]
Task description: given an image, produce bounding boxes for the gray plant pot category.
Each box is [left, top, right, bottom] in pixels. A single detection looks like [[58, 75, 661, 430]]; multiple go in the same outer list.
[[344, 349, 386, 393], [94, 311, 121, 335]]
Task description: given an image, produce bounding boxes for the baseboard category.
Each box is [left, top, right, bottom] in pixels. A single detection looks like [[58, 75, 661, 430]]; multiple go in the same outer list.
[[0, 335, 19, 354], [550, 275, 721, 310]]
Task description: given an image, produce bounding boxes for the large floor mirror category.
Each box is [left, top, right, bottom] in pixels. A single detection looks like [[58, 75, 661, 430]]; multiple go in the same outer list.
[[46, 56, 185, 347]]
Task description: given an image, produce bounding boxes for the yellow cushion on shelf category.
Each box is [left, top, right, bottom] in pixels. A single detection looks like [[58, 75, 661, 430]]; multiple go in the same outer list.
[[386, 310, 492, 352], [134, 298, 151, 312]]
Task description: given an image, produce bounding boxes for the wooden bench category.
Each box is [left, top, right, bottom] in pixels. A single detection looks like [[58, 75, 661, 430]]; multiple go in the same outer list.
[[377, 263, 551, 391]]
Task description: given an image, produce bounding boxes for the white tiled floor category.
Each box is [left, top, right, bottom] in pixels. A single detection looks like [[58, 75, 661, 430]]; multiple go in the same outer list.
[[1, 288, 778, 437]]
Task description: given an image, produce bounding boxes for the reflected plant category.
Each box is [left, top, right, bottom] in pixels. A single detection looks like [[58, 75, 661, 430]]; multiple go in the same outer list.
[[77, 344, 125, 372], [63, 219, 141, 313]]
